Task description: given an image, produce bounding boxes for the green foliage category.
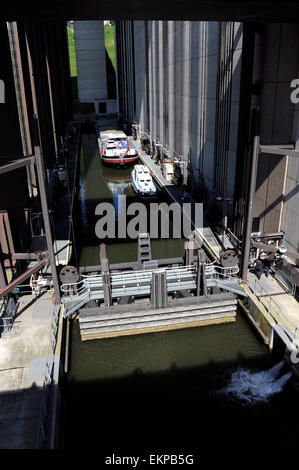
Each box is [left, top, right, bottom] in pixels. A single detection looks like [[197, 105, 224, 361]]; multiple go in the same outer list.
[[67, 26, 77, 78], [104, 24, 116, 70], [67, 23, 116, 110]]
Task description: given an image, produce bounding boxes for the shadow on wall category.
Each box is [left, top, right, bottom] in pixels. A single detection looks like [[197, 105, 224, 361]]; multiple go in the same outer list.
[[70, 77, 95, 114], [105, 50, 116, 100]]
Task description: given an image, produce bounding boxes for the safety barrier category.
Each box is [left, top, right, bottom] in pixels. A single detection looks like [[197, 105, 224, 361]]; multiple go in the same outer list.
[[35, 304, 60, 449], [61, 264, 241, 317], [252, 277, 299, 348], [0, 297, 17, 336], [274, 268, 296, 297]]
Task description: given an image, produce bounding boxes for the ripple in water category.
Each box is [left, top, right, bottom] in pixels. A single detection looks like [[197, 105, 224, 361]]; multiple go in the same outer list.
[[216, 361, 292, 405]]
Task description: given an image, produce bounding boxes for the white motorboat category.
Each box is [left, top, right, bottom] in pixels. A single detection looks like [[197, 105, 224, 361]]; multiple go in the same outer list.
[[131, 164, 158, 198]]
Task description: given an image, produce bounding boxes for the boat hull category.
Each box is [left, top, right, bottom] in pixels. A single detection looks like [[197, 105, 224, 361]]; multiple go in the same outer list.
[[131, 174, 158, 199], [101, 155, 139, 167]]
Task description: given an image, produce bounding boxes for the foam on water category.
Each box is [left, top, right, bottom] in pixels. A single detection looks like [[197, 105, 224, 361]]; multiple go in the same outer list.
[[217, 361, 292, 404]]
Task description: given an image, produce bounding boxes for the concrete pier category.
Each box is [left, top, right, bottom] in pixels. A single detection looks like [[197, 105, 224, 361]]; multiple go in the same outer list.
[[241, 272, 299, 352]]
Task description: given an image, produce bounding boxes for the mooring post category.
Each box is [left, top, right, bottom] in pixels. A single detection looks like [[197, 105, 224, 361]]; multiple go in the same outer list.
[[196, 249, 203, 296], [185, 233, 195, 266], [100, 243, 107, 261], [151, 270, 168, 308], [100, 244, 112, 307], [202, 260, 208, 296]]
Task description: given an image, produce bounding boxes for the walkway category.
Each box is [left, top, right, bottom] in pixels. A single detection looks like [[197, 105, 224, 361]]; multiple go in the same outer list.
[[0, 293, 63, 448], [242, 272, 299, 351]]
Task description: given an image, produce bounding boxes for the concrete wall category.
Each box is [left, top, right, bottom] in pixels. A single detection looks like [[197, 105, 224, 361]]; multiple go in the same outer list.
[[254, 24, 299, 255], [126, 20, 241, 210], [73, 21, 108, 103], [118, 20, 299, 254]]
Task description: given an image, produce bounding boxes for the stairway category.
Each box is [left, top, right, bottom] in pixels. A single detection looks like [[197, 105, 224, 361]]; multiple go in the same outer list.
[[138, 233, 152, 264]]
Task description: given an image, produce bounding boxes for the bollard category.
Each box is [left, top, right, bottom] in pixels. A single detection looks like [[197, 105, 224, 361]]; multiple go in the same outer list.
[[151, 270, 168, 308]]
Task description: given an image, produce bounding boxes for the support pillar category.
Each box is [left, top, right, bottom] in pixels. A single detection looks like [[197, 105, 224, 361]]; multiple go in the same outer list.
[[100, 243, 112, 307], [196, 249, 206, 296], [151, 270, 168, 308], [185, 233, 195, 266], [0, 247, 7, 290], [202, 260, 207, 297], [32, 115, 61, 303], [240, 108, 261, 281]]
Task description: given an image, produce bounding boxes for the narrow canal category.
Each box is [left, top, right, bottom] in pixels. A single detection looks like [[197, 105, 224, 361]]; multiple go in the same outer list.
[[62, 129, 299, 451]]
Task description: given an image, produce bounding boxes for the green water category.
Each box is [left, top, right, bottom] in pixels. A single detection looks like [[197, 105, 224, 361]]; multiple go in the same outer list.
[[63, 131, 299, 451], [68, 312, 268, 383], [77, 132, 184, 267]]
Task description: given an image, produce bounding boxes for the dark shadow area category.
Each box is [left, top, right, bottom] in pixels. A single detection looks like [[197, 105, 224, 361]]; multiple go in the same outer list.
[[70, 76, 95, 114], [105, 49, 116, 100], [61, 328, 299, 450], [0, 382, 43, 449]]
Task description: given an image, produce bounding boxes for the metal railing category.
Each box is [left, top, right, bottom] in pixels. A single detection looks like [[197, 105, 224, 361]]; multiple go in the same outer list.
[[62, 265, 197, 303], [0, 297, 17, 336], [61, 264, 242, 317], [36, 304, 60, 449], [204, 264, 240, 280], [274, 268, 296, 297], [251, 277, 299, 347]]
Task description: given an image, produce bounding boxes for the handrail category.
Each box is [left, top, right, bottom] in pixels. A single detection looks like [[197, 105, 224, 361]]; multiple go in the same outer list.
[[205, 265, 239, 279], [36, 304, 61, 449], [274, 268, 296, 297], [61, 265, 197, 303], [0, 296, 17, 335], [252, 277, 298, 346], [62, 264, 239, 294], [61, 264, 240, 305]]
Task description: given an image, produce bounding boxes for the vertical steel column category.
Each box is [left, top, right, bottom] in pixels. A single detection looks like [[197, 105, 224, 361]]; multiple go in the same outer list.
[[0, 245, 7, 289], [100, 243, 112, 307], [202, 262, 208, 296], [32, 115, 61, 303], [8, 22, 35, 198], [185, 233, 195, 266], [151, 270, 168, 308], [196, 249, 202, 296], [240, 108, 261, 281]]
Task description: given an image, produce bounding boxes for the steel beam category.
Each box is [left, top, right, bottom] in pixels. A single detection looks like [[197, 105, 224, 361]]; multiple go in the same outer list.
[[100, 244, 112, 307], [79, 257, 186, 274], [250, 240, 278, 253], [185, 234, 195, 266], [0, 156, 35, 175], [11, 253, 39, 260], [240, 108, 261, 281], [32, 115, 61, 303], [0, 244, 8, 290], [259, 145, 299, 158], [196, 250, 201, 296], [0, 257, 48, 297]]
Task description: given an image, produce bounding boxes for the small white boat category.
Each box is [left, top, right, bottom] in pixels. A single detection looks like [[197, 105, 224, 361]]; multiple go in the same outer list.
[[131, 165, 158, 198]]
